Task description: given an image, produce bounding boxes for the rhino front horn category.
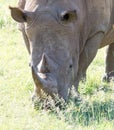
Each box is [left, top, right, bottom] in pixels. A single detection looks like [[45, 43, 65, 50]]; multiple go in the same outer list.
[[32, 65, 58, 96]]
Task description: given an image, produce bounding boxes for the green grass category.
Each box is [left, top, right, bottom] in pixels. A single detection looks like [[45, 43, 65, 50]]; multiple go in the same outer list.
[[0, 0, 114, 130]]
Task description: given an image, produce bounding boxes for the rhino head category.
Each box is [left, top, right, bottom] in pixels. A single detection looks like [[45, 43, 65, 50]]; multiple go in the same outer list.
[[9, 0, 80, 100]]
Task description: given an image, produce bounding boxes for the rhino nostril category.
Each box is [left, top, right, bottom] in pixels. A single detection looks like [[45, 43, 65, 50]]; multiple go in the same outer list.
[[43, 67, 50, 73]]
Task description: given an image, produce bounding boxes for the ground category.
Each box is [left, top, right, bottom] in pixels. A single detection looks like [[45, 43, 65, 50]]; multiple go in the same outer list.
[[0, 0, 114, 130]]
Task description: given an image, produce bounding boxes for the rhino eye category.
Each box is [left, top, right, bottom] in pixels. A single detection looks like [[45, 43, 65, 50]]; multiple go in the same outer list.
[[61, 13, 70, 21], [69, 64, 73, 69], [60, 10, 77, 22]]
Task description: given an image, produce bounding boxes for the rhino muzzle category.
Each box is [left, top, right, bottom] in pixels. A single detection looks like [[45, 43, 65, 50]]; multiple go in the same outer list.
[[31, 53, 58, 96]]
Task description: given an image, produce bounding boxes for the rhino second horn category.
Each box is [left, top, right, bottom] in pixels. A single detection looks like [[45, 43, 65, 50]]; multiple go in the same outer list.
[[38, 53, 50, 73]]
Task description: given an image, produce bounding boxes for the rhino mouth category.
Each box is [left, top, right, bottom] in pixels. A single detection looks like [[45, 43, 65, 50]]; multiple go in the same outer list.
[[32, 66, 58, 96]]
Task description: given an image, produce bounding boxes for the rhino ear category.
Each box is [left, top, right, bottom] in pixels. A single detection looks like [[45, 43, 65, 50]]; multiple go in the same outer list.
[[9, 6, 28, 23]]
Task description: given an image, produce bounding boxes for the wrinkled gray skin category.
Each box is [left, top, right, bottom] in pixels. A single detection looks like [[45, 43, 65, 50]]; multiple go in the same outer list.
[[10, 0, 114, 101]]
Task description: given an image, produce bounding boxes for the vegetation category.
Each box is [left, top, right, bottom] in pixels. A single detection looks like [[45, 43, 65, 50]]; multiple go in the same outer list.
[[0, 0, 114, 129]]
